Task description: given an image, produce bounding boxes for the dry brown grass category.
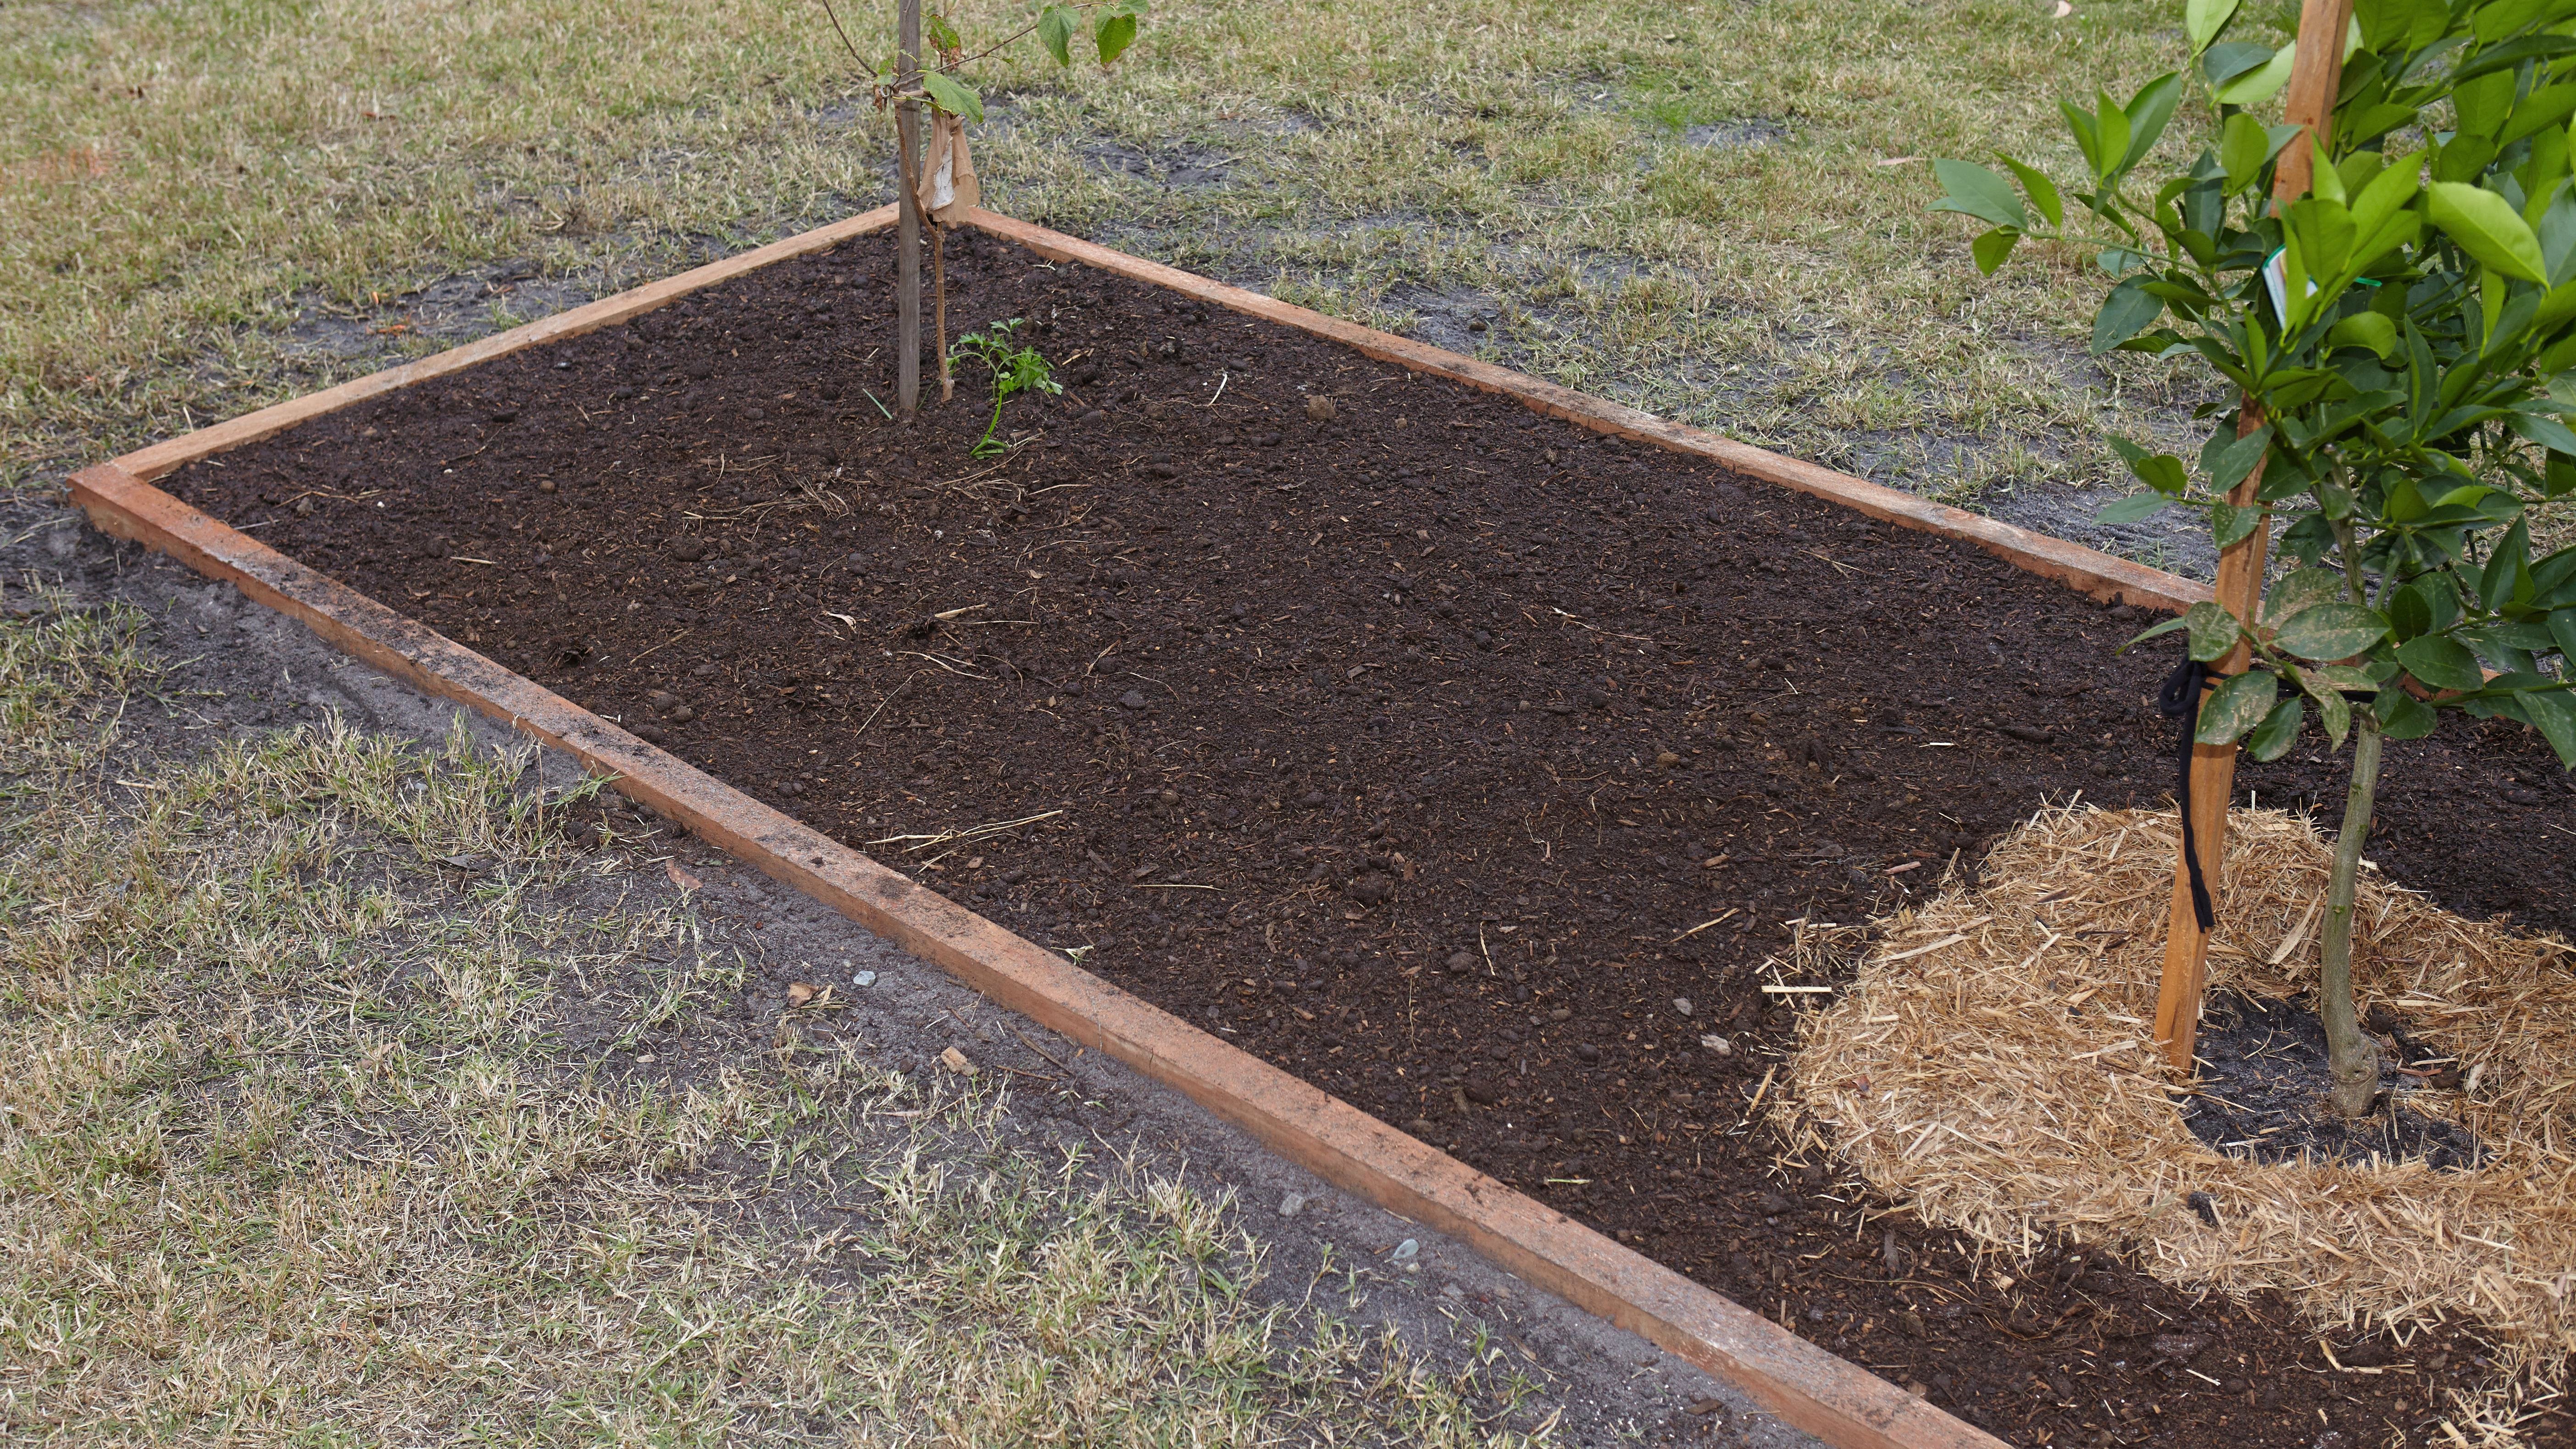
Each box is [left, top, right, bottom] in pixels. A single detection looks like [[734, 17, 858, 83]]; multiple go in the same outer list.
[[1790, 804, 2576, 1445]]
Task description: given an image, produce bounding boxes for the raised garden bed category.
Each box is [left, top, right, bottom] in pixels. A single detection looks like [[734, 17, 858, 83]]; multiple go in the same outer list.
[[147, 222, 2576, 1446]]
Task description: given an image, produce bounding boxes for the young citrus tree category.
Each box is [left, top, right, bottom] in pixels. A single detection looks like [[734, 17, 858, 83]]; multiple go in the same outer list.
[[1933, 0, 2576, 1115]]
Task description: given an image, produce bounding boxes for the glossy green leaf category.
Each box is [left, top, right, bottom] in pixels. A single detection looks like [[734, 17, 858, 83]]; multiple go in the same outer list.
[[2265, 568, 2350, 622], [2397, 633, 2487, 690], [2197, 669, 2280, 744], [2247, 693, 2306, 760], [2388, 582, 2434, 640], [2271, 601, 2390, 659], [1972, 227, 2021, 275], [2428, 182, 2550, 283], [2118, 616, 2190, 652], [2117, 73, 2184, 175], [2329, 312, 2398, 356], [2213, 44, 2295, 106], [2527, 688, 2576, 767], [2001, 159, 2063, 229], [2108, 435, 2189, 494], [2097, 493, 2174, 524], [2211, 500, 2265, 548], [2091, 279, 2163, 352], [2220, 111, 2269, 191], [2186, 600, 2243, 661], [1931, 161, 2028, 229], [2208, 424, 2272, 490], [2187, 0, 2241, 50], [2377, 686, 2438, 738], [2314, 675, 2354, 748]]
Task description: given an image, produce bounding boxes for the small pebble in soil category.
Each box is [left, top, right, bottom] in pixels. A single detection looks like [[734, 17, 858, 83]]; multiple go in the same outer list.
[[1278, 1192, 1309, 1218], [536, 478, 557, 494], [1549, 1007, 1571, 1022], [1447, 950, 1476, 972], [851, 970, 877, 988], [1120, 690, 1148, 710], [1700, 1033, 1733, 1056], [1575, 1044, 1600, 1061], [1305, 394, 1336, 422], [1673, 996, 1693, 1016]]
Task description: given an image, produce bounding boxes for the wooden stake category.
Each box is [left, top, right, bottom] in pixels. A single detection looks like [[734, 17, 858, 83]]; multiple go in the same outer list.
[[894, 0, 923, 416], [2154, 0, 2353, 1071]]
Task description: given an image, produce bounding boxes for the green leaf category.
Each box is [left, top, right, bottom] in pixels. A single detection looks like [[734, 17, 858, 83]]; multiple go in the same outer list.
[[1972, 227, 2022, 275], [2376, 686, 2439, 738], [2201, 40, 2274, 89], [2427, 182, 2550, 283], [2220, 111, 2270, 192], [2213, 44, 2295, 106], [2553, 606, 2576, 661], [2314, 676, 2354, 748], [2197, 670, 2280, 744], [2108, 435, 2189, 495], [2208, 424, 2273, 491], [1931, 161, 2028, 229], [2397, 634, 2487, 690], [2388, 581, 2436, 639], [919, 70, 984, 123], [2091, 279, 2163, 353], [2329, 312, 2398, 357], [2265, 567, 2349, 622], [2097, 493, 2174, 524], [2510, 409, 2576, 456], [2118, 616, 2190, 652], [2186, 0, 2241, 49], [2247, 693, 2306, 760], [1036, 5, 1077, 65], [2271, 602, 2390, 659], [2211, 500, 2265, 548], [1999, 158, 2063, 229], [1095, 9, 1140, 64], [2526, 688, 2576, 767], [2117, 73, 2184, 175], [2186, 600, 2243, 662]]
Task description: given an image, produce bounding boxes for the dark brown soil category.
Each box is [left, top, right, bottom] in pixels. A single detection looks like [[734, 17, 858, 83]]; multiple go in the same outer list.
[[162, 228, 2576, 1448]]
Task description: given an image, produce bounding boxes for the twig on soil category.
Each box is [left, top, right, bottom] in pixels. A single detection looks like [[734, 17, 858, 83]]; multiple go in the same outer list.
[[854, 672, 923, 738], [893, 650, 991, 679], [1672, 909, 1740, 942], [629, 629, 692, 665]]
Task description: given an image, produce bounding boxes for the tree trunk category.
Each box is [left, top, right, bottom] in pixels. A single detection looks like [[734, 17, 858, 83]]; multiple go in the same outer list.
[[2321, 711, 2385, 1116], [894, 0, 923, 416]]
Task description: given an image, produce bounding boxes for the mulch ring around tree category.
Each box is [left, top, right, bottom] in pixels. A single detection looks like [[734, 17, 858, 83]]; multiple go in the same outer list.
[[1795, 804, 2576, 1444], [158, 224, 2576, 1446]]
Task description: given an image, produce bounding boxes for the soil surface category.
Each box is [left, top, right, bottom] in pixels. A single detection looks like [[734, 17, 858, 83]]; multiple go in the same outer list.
[[2182, 991, 2486, 1172], [161, 228, 2576, 1447]]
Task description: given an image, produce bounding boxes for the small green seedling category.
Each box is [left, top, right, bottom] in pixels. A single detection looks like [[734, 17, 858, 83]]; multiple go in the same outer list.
[[952, 319, 1060, 456]]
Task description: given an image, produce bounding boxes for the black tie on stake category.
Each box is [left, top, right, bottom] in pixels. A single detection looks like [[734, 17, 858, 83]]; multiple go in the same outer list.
[[2158, 654, 2219, 931]]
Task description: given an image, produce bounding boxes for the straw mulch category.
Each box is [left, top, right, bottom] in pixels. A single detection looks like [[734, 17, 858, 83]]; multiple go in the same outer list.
[[1789, 805, 2576, 1438]]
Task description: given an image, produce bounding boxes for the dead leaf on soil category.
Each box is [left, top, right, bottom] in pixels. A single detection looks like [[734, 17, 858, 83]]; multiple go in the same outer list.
[[939, 1045, 977, 1076], [788, 982, 816, 1007], [666, 860, 702, 891]]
